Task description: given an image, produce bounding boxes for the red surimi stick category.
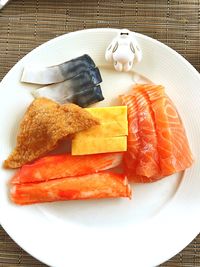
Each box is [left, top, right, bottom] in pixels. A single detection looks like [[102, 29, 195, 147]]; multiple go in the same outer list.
[[11, 153, 123, 184], [10, 171, 132, 205]]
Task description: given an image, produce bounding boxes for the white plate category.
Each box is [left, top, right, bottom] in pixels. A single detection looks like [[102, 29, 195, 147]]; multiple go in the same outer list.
[[0, 28, 200, 267]]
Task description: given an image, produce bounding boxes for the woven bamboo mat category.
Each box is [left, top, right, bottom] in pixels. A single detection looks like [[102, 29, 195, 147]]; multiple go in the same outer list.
[[0, 0, 200, 266]]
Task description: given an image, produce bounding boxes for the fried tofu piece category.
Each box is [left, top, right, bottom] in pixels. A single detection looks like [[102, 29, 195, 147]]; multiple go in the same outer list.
[[4, 98, 99, 168]]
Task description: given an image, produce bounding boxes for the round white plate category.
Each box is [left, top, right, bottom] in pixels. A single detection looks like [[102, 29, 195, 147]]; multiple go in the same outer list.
[[0, 28, 200, 267]]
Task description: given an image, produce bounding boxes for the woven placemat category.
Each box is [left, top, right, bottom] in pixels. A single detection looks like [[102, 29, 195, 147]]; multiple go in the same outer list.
[[0, 0, 200, 266]]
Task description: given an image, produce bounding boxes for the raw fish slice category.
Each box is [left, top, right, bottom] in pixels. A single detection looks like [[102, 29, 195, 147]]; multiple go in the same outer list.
[[125, 84, 163, 181], [133, 85, 173, 176], [121, 89, 160, 181], [134, 88, 160, 177], [135, 84, 193, 175], [120, 94, 139, 173], [150, 96, 176, 175], [21, 54, 96, 85], [134, 84, 165, 101], [159, 97, 193, 174], [121, 84, 193, 182], [33, 84, 104, 107], [71, 85, 104, 107], [32, 68, 102, 104], [10, 172, 132, 205], [11, 152, 123, 184]]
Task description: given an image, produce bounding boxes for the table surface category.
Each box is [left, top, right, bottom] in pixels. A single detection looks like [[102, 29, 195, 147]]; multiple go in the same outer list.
[[0, 0, 200, 266]]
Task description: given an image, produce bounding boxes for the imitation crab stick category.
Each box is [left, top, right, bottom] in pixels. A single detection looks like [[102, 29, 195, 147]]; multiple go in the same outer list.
[[11, 153, 122, 184], [11, 153, 123, 184], [10, 172, 132, 205]]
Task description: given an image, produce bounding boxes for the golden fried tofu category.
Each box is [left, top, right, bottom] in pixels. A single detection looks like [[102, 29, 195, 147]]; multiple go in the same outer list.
[[4, 98, 99, 168]]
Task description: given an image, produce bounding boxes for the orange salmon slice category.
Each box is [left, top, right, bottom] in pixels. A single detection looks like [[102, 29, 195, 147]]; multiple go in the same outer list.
[[121, 84, 193, 182]]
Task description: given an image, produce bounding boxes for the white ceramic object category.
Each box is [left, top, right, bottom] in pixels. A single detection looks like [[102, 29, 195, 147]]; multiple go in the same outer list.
[[105, 29, 142, 71], [0, 28, 200, 267]]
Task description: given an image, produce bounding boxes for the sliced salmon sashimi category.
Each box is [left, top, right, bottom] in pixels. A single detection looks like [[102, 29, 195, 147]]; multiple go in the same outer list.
[[121, 84, 193, 182], [134, 86, 160, 177], [120, 94, 139, 174], [10, 172, 131, 205]]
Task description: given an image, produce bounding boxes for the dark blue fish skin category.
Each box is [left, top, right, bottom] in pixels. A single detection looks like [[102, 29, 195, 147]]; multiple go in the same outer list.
[[59, 54, 96, 81], [65, 67, 102, 93], [69, 85, 104, 108], [21, 54, 97, 85], [33, 67, 104, 107], [32, 54, 104, 107]]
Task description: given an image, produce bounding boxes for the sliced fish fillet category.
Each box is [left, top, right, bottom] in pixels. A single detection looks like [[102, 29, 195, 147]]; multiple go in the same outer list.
[[121, 84, 193, 182]]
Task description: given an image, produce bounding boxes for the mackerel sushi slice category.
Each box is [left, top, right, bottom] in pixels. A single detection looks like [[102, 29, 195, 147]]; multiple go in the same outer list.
[[32, 68, 103, 104], [72, 85, 104, 107], [21, 54, 96, 85]]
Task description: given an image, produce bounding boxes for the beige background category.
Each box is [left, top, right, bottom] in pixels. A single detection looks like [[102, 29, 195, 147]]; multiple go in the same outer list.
[[0, 0, 200, 266]]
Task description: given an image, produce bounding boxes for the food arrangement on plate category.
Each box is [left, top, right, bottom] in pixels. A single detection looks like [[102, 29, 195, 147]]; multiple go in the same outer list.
[[3, 29, 194, 205]]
